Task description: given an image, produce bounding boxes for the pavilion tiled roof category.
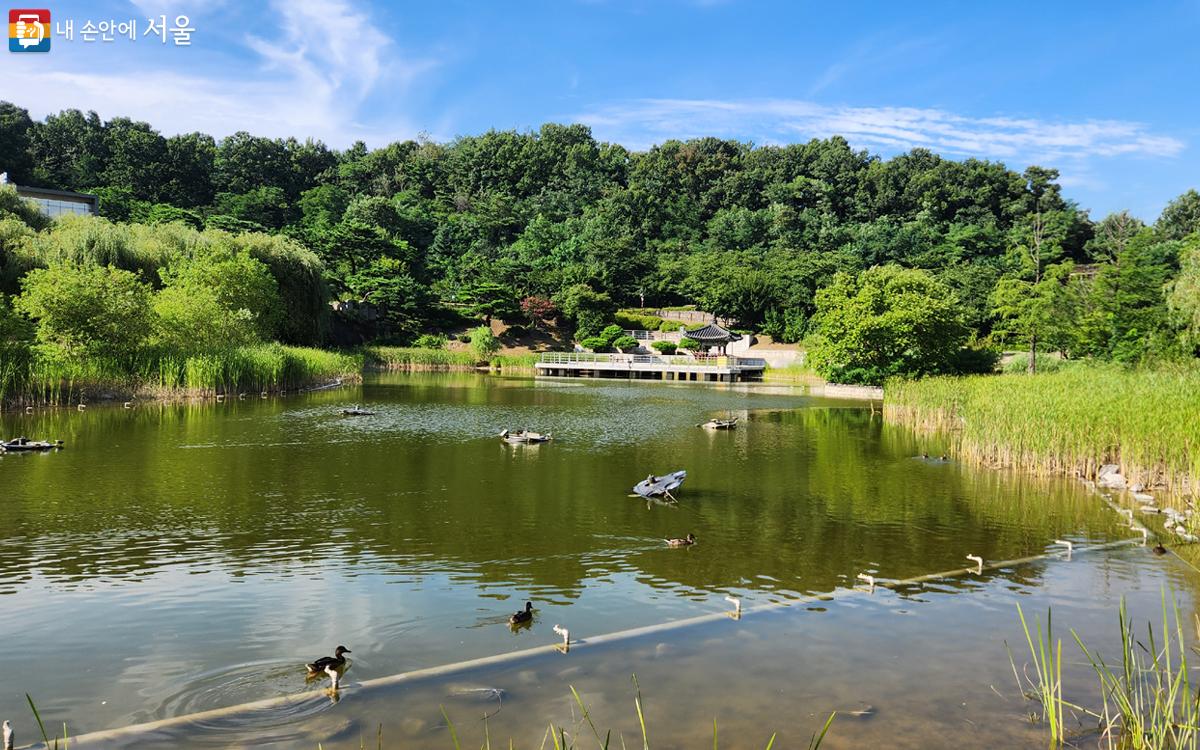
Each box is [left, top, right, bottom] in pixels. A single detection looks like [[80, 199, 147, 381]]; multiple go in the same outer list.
[[685, 322, 742, 343]]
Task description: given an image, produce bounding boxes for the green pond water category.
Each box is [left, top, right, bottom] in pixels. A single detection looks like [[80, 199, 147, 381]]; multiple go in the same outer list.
[[0, 373, 1192, 748]]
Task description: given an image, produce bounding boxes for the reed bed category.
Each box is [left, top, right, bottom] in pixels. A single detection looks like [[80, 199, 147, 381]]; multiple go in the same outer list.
[[366, 347, 537, 372], [885, 365, 1200, 499], [0, 345, 362, 407]]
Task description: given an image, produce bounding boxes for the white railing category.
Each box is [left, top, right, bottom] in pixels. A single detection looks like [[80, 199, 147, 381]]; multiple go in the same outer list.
[[537, 353, 767, 370]]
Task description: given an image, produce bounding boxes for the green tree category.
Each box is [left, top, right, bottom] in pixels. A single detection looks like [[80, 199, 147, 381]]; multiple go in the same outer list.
[[554, 283, 614, 338], [15, 263, 154, 361], [808, 265, 968, 385], [26, 109, 107, 190], [0, 102, 35, 184], [1157, 190, 1200, 241], [461, 279, 519, 324], [1167, 235, 1200, 354], [347, 256, 431, 342], [468, 325, 500, 361], [158, 244, 282, 340], [152, 285, 258, 353], [990, 175, 1078, 372]]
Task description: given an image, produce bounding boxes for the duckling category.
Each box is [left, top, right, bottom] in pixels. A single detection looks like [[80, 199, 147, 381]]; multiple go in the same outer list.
[[305, 645, 351, 674], [509, 601, 534, 625], [1153, 543, 1168, 556], [665, 533, 696, 547]]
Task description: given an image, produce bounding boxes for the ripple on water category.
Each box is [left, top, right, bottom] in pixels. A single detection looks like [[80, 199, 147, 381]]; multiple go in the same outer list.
[[147, 659, 344, 731]]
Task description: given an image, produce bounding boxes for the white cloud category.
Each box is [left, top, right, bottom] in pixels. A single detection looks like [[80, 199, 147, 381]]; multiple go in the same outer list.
[[0, 0, 436, 146], [574, 98, 1185, 164]]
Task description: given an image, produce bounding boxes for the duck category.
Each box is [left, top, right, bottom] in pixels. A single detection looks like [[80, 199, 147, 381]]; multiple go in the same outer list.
[[305, 645, 351, 674], [509, 601, 534, 625], [1153, 543, 1168, 556], [665, 533, 696, 547]]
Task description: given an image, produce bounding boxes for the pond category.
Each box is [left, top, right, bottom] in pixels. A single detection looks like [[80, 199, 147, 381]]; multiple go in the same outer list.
[[0, 374, 1190, 748]]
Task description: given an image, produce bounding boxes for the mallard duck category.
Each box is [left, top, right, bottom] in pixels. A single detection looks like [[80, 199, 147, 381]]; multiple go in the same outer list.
[[306, 645, 351, 673], [665, 533, 696, 547], [1153, 543, 1168, 556], [509, 601, 534, 625]]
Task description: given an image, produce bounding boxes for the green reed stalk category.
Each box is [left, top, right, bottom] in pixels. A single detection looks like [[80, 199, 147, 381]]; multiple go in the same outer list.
[[885, 365, 1200, 499], [1072, 595, 1200, 749]]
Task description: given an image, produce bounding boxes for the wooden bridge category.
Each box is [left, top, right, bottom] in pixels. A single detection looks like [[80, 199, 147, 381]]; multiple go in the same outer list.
[[535, 352, 767, 382]]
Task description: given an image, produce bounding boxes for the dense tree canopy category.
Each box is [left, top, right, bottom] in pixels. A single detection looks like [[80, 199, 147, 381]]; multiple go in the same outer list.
[[0, 100, 1197, 382]]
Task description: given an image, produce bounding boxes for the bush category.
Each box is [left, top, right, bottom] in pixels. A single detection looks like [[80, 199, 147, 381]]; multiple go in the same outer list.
[[678, 337, 701, 350], [581, 336, 611, 352], [659, 318, 685, 332], [613, 334, 639, 351], [1001, 352, 1079, 374], [599, 324, 624, 344], [953, 343, 1001, 374], [615, 311, 664, 330], [468, 325, 500, 360], [651, 340, 677, 355], [414, 333, 447, 350]]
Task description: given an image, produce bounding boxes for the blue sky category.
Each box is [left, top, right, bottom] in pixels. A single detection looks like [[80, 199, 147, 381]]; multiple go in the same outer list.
[[2, 0, 1196, 219]]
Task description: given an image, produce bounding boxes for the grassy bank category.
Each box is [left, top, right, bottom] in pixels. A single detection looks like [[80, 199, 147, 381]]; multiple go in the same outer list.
[[885, 366, 1200, 498], [1, 344, 363, 407], [365, 346, 538, 372]]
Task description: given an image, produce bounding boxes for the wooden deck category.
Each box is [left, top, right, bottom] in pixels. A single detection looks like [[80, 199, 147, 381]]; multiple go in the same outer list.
[[535, 352, 767, 382]]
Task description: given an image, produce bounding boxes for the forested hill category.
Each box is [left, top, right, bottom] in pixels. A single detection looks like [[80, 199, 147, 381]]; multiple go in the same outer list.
[[1, 100, 1198, 370]]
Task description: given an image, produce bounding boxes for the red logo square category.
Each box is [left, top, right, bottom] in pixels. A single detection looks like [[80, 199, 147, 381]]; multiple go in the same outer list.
[[9, 8, 50, 24]]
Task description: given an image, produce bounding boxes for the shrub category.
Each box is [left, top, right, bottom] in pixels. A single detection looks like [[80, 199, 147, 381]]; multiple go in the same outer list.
[[414, 333, 447, 350], [659, 318, 685, 332], [613, 334, 639, 351], [520, 295, 557, 326], [599, 324, 624, 344], [468, 325, 500, 360], [678, 337, 701, 350], [615, 311, 664, 330], [15, 262, 154, 362], [581, 336, 611, 352], [651, 340, 677, 354]]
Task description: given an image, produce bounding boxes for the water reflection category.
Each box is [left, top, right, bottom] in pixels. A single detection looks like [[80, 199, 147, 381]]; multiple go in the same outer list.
[[0, 374, 1140, 736]]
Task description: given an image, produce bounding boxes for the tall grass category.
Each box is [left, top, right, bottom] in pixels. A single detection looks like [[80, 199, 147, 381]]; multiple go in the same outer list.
[[366, 347, 537, 372], [1012, 594, 1200, 749], [1073, 597, 1200, 749], [885, 365, 1200, 498], [0, 344, 362, 406]]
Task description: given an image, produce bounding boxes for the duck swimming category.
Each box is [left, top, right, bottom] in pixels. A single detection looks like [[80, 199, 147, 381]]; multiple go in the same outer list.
[[666, 533, 696, 547], [509, 601, 534, 625], [306, 645, 351, 674]]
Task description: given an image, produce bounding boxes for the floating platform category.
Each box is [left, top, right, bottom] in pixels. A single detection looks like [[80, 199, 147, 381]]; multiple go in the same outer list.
[[535, 353, 766, 383]]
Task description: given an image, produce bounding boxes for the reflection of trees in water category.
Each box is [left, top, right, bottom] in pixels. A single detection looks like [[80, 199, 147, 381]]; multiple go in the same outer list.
[[0, 392, 1129, 601]]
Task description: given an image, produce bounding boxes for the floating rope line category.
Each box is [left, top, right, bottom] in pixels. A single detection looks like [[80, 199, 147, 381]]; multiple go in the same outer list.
[[19, 534, 1147, 749]]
